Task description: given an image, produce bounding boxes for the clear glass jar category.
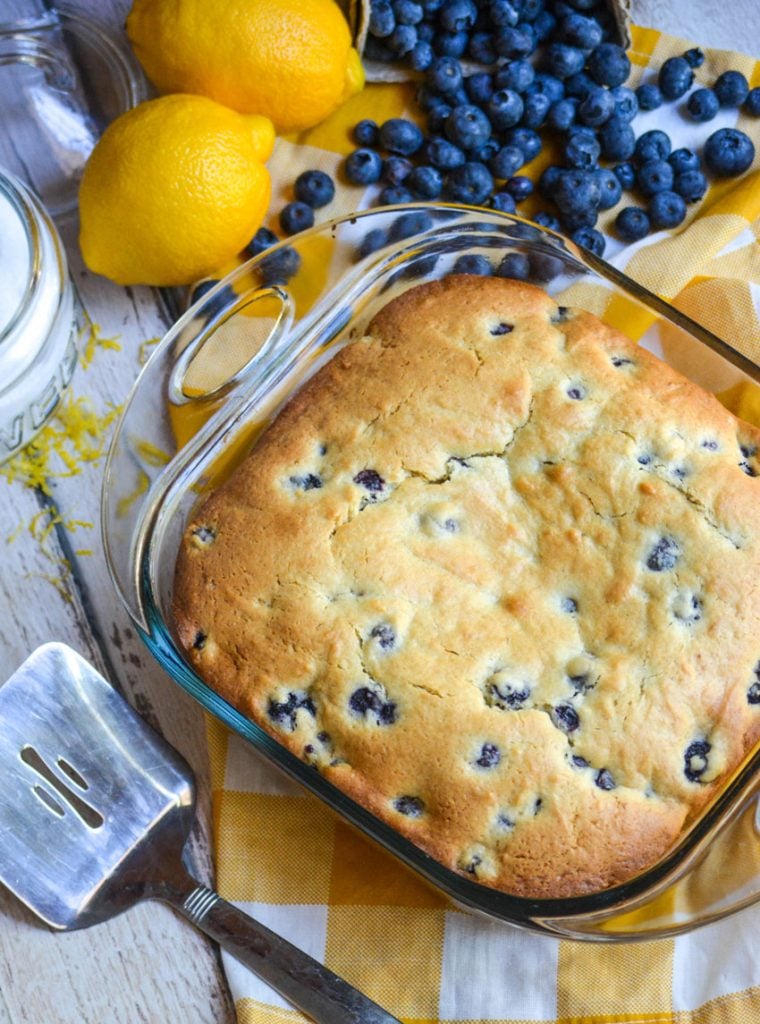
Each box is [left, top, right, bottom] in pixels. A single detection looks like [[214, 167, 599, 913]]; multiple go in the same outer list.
[[0, 167, 76, 461]]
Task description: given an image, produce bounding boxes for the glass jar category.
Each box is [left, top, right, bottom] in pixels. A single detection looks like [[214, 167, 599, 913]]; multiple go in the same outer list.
[[0, 167, 76, 461]]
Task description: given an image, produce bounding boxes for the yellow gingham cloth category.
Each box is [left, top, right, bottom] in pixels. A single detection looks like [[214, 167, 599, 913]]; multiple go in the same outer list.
[[205, 25, 760, 1024]]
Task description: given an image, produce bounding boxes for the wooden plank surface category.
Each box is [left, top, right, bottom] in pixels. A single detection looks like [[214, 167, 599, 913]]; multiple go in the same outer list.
[[0, 1, 757, 1022]]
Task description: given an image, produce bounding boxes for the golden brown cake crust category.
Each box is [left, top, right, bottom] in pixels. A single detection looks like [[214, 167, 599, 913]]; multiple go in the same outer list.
[[174, 276, 760, 899]]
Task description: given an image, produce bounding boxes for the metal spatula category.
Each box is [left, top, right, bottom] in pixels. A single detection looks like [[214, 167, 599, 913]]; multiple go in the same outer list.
[[0, 643, 399, 1024]]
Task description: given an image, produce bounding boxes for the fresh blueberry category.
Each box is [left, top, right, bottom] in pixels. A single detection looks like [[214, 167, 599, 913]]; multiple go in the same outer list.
[[423, 136, 466, 169], [683, 47, 705, 68], [610, 85, 638, 122], [558, 11, 603, 49], [445, 104, 492, 150], [598, 116, 635, 161], [547, 97, 578, 131], [345, 148, 383, 184], [744, 87, 760, 116], [529, 72, 567, 105], [294, 169, 335, 209], [520, 0, 544, 20], [474, 742, 501, 768], [572, 226, 605, 256], [505, 174, 534, 201], [382, 155, 414, 186], [495, 58, 535, 93], [496, 251, 531, 279], [636, 82, 663, 111], [378, 185, 414, 205], [687, 88, 719, 123], [453, 253, 492, 275], [578, 86, 615, 127], [190, 280, 236, 316], [521, 91, 552, 128], [394, 1, 424, 25], [245, 226, 279, 257], [674, 169, 707, 203], [551, 702, 580, 732], [532, 7, 557, 41], [369, 1, 395, 37], [444, 161, 494, 203], [684, 740, 710, 783], [358, 227, 388, 258], [635, 130, 671, 164], [466, 71, 494, 105], [504, 127, 542, 161], [408, 165, 443, 199], [427, 103, 453, 134], [380, 118, 424, 156], [554, 169, 601, 217], [538, 164, 562, 198], [489, 0, 520, 26], [489, 144, 524, 179], [259, 245, 301, 285], [616, 206, 650, 241], [637, 159, 674, 197], [472, 138, 500, 164], [565, 131, 601, 169], [534, 210, 562, 231], [714, 70, 750, 107], [565, 71, 596, 99], [704, 128, 755, 177], [613, 162, 635, 190], [388, 23, 418, 55], [468, 31, 498, 65], [646, 535, 680, 570], [659, 56, 693, 100], [490, 191, 517, 213], [279, 201, 314, 235], [544, 42, 586, 79], [595, 167, 622, 209], [669, 148, 700, 174], [495, 25, 535, 59], [434, 28, 469, 57], [649, 189, 687, 228], [409, 39, 434, 70], [427, 55, 463, 94], [440, 0, 477, 31], [353, 120, 379, 147], [487, 88, 525, 129], [587, 43, 631, 87]]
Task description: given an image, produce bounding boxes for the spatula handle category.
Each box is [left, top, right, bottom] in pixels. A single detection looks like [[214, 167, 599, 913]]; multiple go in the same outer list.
[[168, 883, 401, 1024]]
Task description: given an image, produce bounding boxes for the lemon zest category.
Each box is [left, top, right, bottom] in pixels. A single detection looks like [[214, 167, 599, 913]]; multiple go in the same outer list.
[[138, 336, 161, 365], [80, 320, 122, 370]]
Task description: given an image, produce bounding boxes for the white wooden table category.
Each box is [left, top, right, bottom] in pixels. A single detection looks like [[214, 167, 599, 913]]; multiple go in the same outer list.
[[0, 2, 758, 1022]]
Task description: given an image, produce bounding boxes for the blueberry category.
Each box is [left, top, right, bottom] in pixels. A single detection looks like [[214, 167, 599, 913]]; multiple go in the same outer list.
[[245, 226, 279, 258], [427, 54, 463, 94], [616, 206, 650, 241], [505, 175, 534, 201], [394, 795, 424, 816], [636, 82, 663, 111], [370, 623, 396, 648], [673, 592, 702, 624], [504, 127, 542, 162], [613, 162, 635, 190], [496, 252, 531, 279], [534, 210, 562, 232], [659, 56, 693, 100], [635, 130, 671, 165], [543, 43, 585, 79], [637, 159, 674, 197], [445, 104, 492, 150], [598, 116, 635, 161], [611, 85, 638, 122], [674, 169, 707, 203], [611, 355, 634, 367], [378, 186, 414, 205], [489, 0, 520, 26], [289, 472, 322, 490], [489, 144, 524, 179], [408, 165, 443, 198], [714, 70, 750, 108], [440, 0, 477, 31], [474, 742, 501, 768], [466, 72, 494, 105], [573, 227, 602, 256], [554, 169, 601, 217], [558, 11, 603, 49], [490, 192, 517, 213], [369, 1, 395, 37], [294, 169, 335, 209], [748, 663, 760, 704], [578, 86, 615, 127], [684, 739, 710, 783], [409, 39, 434, 70], [353, 119, 379, 147], [564, 132, 600, 170], [427, 104, 453, 134], [532, 8, 556, 41], [191, 524, 216, 545], [538, 164, 562, 198], [354, 468, 386, 491], [595, 167, 622, 209], [565, 71, 596, 99], [744, 88, 760, 116], [551, 702, 580, 732], [453, 253, 492, 275], [267, 690, 316, 731], [395, 0, 424, 23], [520, 0, 544, 20], [683, 47, 705, 68], [567, 383, 588, 400], [388, 23, 418, 55], [434, 29, 469, 57], [345, 148, 383, 185], [259, 246, 301, 285], [571, 754, 588, 768], [380, 118, 424, 156], [468, 31, 498, 65], [423, 136, 466, 170], [486, 676, 531, 709], [358, 227, 387, 258], [279, 201, 314, 236], [382, 156, 414, 187], [646, 536, 680, 571], [530, 250, 564, 279], [669, 148, 700, 174], [687, 88, 719, 123], [192, 630, 206, 651], [522, 91, 552, 129], [704, 128, 755, 177], [595, 768, 616, 791], [587, 43, 631, 87], [350, 685, 397, 725], [547, 97, 578, 131], [495, 25, 535, 59], [562, 596, 578, 613], [444, 161, 494, 203], [486, 88, 524, 130], [495, 59, 535, 94], [473, 138, 500, 164], [649, 189, 687, 229]]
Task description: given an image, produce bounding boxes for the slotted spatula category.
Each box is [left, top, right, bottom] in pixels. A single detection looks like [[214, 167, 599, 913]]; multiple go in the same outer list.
[[0, 643, 400, 1024]]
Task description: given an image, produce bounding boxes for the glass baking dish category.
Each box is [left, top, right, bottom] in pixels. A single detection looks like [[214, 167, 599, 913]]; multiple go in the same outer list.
[[102, 205, 760, 941]]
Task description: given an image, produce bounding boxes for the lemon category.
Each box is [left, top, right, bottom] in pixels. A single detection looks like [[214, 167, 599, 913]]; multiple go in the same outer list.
[[79, 95, 273, 287], [126, 0, 364, 133]]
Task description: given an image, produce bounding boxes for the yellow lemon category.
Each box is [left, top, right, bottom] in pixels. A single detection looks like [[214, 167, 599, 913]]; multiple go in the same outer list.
[[126, 0, 364, 133], [79, 95, 273, 287]]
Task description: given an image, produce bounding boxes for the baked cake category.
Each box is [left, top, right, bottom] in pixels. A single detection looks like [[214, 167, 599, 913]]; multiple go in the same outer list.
[[174, 276, 760, 898]]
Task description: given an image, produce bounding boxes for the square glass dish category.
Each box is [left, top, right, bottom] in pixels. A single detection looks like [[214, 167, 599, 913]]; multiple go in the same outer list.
[[103, 205, 760, 941]]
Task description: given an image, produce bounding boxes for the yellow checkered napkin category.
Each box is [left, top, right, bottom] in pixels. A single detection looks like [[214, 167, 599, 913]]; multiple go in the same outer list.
[[207, 25, 760, 1024]]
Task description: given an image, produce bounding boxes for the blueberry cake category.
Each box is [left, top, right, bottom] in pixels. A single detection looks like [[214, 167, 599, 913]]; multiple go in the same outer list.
[[174, 276, 760, 899]]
